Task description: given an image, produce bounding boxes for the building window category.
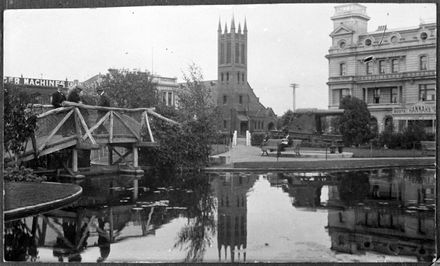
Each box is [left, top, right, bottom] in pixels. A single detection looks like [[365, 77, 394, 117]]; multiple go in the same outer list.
[[221, 73, 224, 81], [220, 43, 225, 64], [226, 72, 229, 81], [390, 35, 398, 44], [379, 60, 386, 74], [223, 95, 227, 104], [235, 42, 239, 63], [391, 59, 399, 73], [167, 92, 173, 106], [223, 120, 227, 129], [339, 40, 346, 49], [419, 84, 436, 101], [391, 88, 398, 103], [242, 73, 245, 82], [365, 38, 372, 46], [332, 88, 350, 106], [237, 72, 240, 84], [340, 63, 346, 76], [226, 41, 231, 64], [373, 88, 380, 103], [366, 62, 372, 75], [241, 44, 245, 64], [239, 95, 243, 104], [420, 32, 428, 40], [162, 92, 166, 104], [420, 55, 428, 70]]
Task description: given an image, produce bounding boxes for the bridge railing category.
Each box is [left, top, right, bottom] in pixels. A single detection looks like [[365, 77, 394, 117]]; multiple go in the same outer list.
[[19, 101, 178, 162]]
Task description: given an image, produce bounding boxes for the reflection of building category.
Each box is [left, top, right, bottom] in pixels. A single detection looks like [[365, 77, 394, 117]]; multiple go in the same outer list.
[[3, 76, 78, 104], [278, 172, 337, 209], [212, 173, 257, 262], [327, 168, 435, 262], [327, 3, 436, 133]]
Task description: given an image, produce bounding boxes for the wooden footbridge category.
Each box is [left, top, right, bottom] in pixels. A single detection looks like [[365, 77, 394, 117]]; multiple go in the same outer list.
[[12, 101, 178, 174]]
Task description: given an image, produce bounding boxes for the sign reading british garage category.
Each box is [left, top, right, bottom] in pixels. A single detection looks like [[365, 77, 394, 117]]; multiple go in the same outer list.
[[3, 76, 74, 88]]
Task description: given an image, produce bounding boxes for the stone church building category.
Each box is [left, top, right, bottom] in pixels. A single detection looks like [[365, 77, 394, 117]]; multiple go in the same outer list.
[[207, 18, 277, 136]]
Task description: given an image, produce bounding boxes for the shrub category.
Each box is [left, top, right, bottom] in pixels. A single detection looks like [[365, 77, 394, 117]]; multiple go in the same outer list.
[[4, 166, 47, 183], [251, 132, 267, 146]]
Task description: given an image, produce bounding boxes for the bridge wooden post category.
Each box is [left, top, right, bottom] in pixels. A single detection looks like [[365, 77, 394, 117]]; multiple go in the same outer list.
[[108, 145, 113, 165], [133, 145, 139, 168], [72, 148, 78, 172]]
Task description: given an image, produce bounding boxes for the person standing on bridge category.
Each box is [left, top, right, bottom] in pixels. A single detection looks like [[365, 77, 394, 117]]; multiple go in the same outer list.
[[51, 84, 67, 108], [67, 85, 84, 103], [96, 88, 110, 134]]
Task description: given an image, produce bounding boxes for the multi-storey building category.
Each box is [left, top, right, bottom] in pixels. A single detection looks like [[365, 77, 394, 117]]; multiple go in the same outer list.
[[214, 18, 277, 135], [326, 3, 436, 133], [82, 71, 180, 107]]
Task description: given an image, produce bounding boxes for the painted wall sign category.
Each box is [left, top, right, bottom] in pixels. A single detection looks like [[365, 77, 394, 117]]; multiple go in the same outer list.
[[3, 76, 74, 88]]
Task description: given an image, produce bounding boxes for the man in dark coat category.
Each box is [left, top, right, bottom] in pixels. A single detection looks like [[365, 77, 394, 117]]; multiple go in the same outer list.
[[51, 85, 66, 108], [96, 88, 110, 134]]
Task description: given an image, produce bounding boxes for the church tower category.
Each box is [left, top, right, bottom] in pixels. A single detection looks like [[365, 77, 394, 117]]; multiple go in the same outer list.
[[218, 17, 247, 85]]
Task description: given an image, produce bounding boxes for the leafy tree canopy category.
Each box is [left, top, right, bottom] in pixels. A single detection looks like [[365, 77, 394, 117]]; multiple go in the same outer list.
[[96, 68, 158, 108], [338, 95, 373, 146], [4, 84, 38, 164], [141, 64, 220, 171], [279, 109, 295, 128]]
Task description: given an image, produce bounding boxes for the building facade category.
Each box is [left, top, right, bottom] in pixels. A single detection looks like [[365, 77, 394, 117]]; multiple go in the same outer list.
[[3, 76, 78, 104], [82, 72, 180, 108], [215, 18, 277, 135], [326, 3, 436, 133]]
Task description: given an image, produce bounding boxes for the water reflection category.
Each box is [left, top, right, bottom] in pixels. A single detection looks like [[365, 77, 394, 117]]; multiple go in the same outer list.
[[212, 172, 257, 262], [4, 167, 435, 262]]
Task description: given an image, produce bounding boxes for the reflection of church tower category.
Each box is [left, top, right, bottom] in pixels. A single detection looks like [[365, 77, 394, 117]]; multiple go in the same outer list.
[[213, 173, 256, 262]]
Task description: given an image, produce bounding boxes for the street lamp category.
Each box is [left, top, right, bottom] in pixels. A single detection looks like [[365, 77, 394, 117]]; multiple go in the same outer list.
[[290, 83, 299, 112]]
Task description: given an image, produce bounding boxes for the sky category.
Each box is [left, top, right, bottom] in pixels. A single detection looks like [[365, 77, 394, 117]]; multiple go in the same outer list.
[[4, 3, 436, 116]]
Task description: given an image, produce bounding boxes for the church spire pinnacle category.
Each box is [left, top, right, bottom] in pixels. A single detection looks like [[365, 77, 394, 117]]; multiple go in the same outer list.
[[244, 17, 247, 33], [238, 22, 242, 34], [218, 18, 222, 32], [231, 16, 235, 32], [224, 22, 228, 34]]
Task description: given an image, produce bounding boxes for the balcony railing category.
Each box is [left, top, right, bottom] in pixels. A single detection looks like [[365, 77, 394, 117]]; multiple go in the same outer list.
[[328, 70, 436, 84]]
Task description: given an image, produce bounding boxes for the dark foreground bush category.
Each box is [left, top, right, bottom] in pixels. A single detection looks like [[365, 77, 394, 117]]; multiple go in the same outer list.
[[251, 132, 266, 146], [4, 166, 47, 182]]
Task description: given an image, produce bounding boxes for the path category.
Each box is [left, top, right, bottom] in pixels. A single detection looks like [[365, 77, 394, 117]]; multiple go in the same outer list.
[[209, 141, 435, 171]]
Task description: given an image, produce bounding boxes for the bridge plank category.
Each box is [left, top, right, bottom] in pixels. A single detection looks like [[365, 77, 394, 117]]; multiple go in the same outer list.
[[113, 111, 141, 141], [39, 109, 74, 152], [109, 111, 114, 143], [75, 108, 96, 144], [83, 111, 110, 139], [63, 101, 155, 112], [145, 112, 155, 142]]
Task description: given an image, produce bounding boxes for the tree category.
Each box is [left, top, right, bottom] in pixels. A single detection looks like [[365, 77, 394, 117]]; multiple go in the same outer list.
[[4, 84, 38, 165], [140, 64, 220, 171], [338, 96, 373, 146], [96, 68, 158, 108], [279, 109, 295, 129]]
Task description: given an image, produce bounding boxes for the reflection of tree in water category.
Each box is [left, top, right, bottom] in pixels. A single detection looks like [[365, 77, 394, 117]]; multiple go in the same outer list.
[[337, 171, 370, 205], [4, 219, 38, 261], [173, 173, 216, 262]]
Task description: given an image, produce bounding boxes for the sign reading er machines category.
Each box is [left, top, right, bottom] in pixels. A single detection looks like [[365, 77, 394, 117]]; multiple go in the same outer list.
[[3, 76, 75, 88]]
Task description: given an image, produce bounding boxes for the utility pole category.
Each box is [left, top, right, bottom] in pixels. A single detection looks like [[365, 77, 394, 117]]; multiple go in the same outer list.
[[290, 83, 299, 112]]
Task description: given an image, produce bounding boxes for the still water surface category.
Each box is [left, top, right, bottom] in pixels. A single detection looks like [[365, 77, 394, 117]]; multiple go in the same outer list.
[[5, 167, 435, 263]]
